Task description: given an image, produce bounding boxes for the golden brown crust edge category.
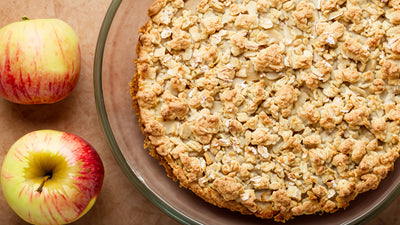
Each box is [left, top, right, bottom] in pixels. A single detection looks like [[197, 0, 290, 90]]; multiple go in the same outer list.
[[130, 0, 400, 222], [130, 7, 257, 218]]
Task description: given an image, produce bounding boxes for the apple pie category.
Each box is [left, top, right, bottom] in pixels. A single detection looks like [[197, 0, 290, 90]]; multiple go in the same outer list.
[[130, 0, 400, 222]]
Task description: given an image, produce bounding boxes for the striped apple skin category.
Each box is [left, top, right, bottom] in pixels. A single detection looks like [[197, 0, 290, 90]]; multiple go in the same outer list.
[[1, 130, 104, 225], [0, 18, 80, 104]]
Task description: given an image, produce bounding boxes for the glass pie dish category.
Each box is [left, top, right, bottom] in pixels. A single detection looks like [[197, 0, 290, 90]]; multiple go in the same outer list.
[[93, 0, 400, 224]]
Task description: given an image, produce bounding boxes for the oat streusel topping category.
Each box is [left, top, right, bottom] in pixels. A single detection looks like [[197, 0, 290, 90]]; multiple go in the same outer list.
[[131, 0, 400, 222]]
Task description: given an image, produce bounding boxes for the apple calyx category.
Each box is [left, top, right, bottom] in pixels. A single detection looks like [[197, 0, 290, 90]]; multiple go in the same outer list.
[[36, 174, 51, 193], [22, 16, 30, 21]]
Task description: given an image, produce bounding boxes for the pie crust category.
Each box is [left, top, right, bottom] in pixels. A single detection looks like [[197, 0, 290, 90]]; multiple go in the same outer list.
[[130, 0, 400, 222]]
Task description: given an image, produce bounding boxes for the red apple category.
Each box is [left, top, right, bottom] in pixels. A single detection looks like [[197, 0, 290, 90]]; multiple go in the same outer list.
[[1, 130, 104, 225], [0, 17, 80, 104]]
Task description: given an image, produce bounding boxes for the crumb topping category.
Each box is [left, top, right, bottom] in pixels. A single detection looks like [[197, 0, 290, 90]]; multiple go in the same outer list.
[[132, 0, 400, 222]]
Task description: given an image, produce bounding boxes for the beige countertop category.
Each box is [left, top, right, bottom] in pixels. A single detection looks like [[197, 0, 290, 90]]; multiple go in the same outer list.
[[0, 1, 399, 225]]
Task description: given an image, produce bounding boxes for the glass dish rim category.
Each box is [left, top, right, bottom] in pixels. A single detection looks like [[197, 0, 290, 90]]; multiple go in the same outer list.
[[93, 0, 199, 224], [92, 0, 400, 224]]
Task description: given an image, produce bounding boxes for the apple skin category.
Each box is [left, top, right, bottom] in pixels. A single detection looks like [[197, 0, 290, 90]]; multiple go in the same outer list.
[[0, 18, 80, 104], [1, 130, 104, 225]]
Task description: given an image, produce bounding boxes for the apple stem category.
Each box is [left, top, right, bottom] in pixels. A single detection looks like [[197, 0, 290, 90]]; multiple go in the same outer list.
[[22, 16, 30, 21], [36, 175, 51, 193]]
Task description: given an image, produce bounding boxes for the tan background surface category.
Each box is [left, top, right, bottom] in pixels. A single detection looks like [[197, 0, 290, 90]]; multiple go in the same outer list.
[[0, 1, 398, 225]]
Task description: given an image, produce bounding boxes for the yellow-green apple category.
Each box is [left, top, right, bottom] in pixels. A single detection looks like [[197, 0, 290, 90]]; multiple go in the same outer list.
[[0, 17, 80, 104], [1, 130, 104, 225]]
